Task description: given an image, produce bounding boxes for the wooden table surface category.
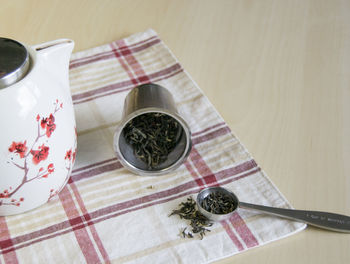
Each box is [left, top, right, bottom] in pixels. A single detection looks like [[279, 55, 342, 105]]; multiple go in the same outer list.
[[1, 0, 349, 263]]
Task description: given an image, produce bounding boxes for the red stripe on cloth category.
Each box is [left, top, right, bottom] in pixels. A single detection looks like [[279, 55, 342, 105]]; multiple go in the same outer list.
[[184, 160, 206, 187], [116, 39, 150, 83], [69, 182, 110, 263], [0, 218, 18, 264], [189, 147, 259, 248], [72, 157, 119, 174], [110, 43, 138, 86], [70, 160, 122, 183], [58, 188, 101, 264], [74, 87, 132, 105], [221, 220, 244, 251], [71, 63, 182, 104], [111, 35, 158, 56], [88, 180, 199, 219], [229, 213, 259, 248], [189, 148, 218, 186], [217, 167, 261, 186], [215, 160, 258, 181], [89, 188, 200, 227], [191, 126, 231, 146], [69, 36, 159, 69], [72, 80, 133, 101], [70, 53, 116, 70], [72, 67, 183, 105]]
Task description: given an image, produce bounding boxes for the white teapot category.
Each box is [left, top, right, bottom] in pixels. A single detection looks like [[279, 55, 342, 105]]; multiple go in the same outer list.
[[0, 38, 76, 215]]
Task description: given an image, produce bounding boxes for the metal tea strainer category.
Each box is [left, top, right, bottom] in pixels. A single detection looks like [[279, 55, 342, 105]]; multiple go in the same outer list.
[[113, 83, 192, 176]]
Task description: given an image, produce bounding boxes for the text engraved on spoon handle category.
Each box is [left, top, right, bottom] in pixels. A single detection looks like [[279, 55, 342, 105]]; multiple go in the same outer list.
[[238, 202, 350, 233]]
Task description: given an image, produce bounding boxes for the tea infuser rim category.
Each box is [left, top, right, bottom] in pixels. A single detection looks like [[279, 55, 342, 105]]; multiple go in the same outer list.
[[114, 107, 192, 176]]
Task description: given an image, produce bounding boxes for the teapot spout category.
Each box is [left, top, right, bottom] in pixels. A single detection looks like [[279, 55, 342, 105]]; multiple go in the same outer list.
[[31, 39, 74, 88]]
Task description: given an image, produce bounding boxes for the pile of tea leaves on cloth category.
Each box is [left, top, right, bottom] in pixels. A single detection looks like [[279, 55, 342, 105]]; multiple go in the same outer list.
[[170, 196, 213, 239]]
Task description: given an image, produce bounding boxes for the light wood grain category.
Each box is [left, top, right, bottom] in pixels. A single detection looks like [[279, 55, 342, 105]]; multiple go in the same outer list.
[[1, 0, 349, 263]]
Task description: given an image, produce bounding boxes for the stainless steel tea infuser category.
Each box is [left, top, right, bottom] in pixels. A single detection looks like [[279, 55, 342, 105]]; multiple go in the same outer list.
[[114, 83, 192, 176]]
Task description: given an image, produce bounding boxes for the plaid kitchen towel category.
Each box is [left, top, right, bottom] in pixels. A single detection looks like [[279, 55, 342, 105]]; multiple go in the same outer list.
[[0, 29, 305, 264]]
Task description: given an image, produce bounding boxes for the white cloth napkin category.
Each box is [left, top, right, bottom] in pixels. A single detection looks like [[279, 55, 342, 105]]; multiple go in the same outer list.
[[0, 29, 305, 264]]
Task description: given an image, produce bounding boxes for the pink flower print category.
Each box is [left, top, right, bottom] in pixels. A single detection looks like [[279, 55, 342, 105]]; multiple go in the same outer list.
[[65, 149, 72, 160], [1, 100, 64, 207], [30, 144, 49, 165], [45, 114, 56, 137], [8, 141, 28, 158], [41, 114, 56, 137], [47, 163, 55, 174], [40, 164, 54, 178], [41, 117, 48, 129]]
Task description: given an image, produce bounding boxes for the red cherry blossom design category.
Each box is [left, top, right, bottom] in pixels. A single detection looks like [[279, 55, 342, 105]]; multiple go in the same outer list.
[[49, 114, 55, 123], [47, 163, 54, 173], [30, 144, 49, 165], [46, 123, 56, 137], [41, 114, 56, 137], [8, 141, 28, 158], [2, 100, 65, 207], [41, 117, 48, 129], [65, 149, 72, 160]]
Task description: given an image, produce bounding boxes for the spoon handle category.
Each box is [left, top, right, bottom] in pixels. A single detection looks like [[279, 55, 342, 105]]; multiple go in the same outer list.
[[239, 202, 350, 233]]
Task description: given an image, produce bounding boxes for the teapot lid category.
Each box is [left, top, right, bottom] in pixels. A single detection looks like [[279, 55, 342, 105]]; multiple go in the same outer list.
[[0, 37, 30, 89]]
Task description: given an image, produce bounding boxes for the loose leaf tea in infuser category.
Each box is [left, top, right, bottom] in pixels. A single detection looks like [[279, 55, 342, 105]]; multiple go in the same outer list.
[[123, 112, 182, 169], [200, 191, 237, 214], [114, 83, 192, 175], [169, 196, 213, 239]]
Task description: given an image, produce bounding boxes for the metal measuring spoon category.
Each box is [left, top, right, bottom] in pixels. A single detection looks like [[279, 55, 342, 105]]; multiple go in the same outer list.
[[196, 186, 350, 233]]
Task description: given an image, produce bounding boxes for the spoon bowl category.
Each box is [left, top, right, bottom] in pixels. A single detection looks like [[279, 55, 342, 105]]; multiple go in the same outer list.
[[196, 186, 238, 221]]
